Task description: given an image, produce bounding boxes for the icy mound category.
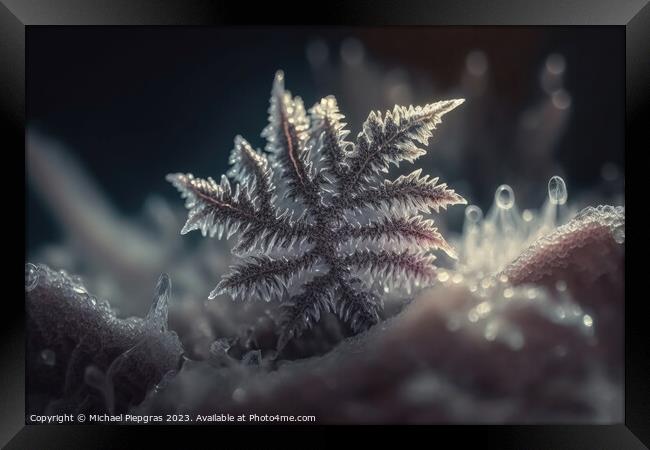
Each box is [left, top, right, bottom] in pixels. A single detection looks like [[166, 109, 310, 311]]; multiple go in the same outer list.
[[503, 205, 625, 285], [137, 203, 624, 423], [25, 263, 183, 416]]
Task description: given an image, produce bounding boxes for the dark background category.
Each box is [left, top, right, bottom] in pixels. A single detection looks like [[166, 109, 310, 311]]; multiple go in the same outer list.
[[26, 27, 625, 251]]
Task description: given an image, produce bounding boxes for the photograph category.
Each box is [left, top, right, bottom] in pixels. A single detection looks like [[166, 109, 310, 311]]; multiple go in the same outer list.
[[24, 25, 627, 425]]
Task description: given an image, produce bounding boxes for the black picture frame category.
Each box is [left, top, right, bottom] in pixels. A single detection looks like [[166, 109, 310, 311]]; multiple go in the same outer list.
[[3, 1, 646, 447]]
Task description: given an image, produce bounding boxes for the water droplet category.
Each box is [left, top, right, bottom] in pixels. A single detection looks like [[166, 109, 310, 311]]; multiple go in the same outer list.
[[503, 288, 514, 299], [583, 314, 593, 327], [25, 263, 40, 292], [465, 205, 483, 224], [495, 185, 515, 210], [548, 176, 568, 205], [437, 271, 449, 283], [40, 349, 56, 366], [522, 209, 534, 222]]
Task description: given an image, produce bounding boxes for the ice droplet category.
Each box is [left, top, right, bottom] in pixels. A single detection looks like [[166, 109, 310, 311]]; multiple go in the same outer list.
[[25, 263, 40, 292], [465, 205, 483, 224], [495, 185, 514, 210], [548, 176, 568, 205]]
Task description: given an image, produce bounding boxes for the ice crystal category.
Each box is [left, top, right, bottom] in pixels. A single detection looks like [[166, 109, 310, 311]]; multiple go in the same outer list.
[[456, 175, 625, 280], [168, 71, 466, 348]]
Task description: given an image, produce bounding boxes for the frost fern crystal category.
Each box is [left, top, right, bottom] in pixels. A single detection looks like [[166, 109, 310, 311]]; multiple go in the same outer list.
[[167, 71, 466, 348]]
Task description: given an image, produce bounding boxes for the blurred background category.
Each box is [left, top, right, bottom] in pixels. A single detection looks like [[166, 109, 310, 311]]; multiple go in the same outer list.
[[27, 26, 625, 252]]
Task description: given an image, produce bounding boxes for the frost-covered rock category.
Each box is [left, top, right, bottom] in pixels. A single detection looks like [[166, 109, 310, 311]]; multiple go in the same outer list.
[[26, 263, 183, 416]]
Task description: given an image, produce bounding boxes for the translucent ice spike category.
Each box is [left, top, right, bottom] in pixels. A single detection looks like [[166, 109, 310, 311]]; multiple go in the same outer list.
[[495, 184, 515, 210], [487, 184, 526, 271], [540, 175, 568, 236], [146, 273, 171, 332], [461, 205, 483, 262], [548, 176, 568, 206], [457, 176, 578, 277]]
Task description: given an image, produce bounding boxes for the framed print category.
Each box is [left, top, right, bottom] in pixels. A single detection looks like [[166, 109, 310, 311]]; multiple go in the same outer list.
[[1, 0, 647, 447]]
